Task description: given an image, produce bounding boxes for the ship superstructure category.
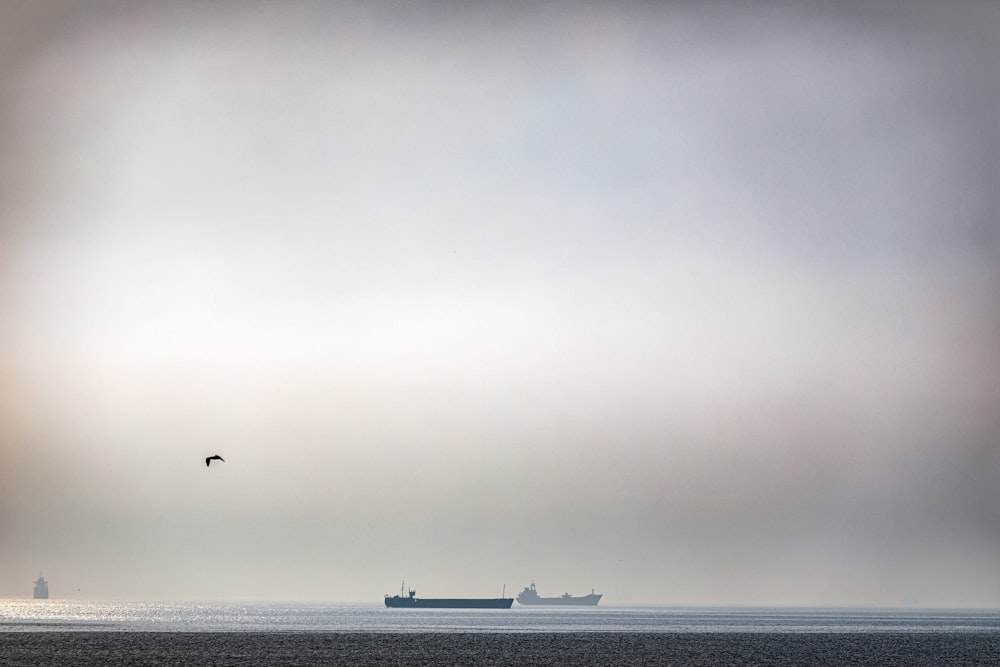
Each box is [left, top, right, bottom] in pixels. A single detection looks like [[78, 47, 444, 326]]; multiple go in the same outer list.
[[33, 575, 49, 599]]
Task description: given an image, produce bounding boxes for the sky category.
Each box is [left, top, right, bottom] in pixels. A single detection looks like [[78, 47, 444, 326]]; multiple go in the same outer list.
[[1, 1, 998, 606]]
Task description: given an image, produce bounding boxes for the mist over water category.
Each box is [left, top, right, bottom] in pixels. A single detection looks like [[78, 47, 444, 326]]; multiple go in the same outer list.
[[2, 2, 999, 606]]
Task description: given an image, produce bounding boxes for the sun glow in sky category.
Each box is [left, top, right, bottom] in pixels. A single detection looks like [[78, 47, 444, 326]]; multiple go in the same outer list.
[[2, 1, 999, 605]]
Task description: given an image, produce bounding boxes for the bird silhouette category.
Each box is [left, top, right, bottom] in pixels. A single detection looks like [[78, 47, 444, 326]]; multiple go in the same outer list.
[[205, 455, 225, 467]]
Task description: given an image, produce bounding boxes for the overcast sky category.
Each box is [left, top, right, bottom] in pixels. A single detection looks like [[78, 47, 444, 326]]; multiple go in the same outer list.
[[2, 1, 998, 606]]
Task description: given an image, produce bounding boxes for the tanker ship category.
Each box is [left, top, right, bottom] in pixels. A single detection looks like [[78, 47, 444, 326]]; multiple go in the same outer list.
[[515, 581, 601, 606], [384, 583, 513, 609]]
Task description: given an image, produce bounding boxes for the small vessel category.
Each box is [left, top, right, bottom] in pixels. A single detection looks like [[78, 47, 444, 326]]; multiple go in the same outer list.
[[33, 575, 49, 599], [516, 581, 601, 606], [384, 583, 513, 609]]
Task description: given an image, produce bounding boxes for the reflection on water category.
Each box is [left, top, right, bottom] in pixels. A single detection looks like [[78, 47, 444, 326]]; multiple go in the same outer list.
[[2, 601, 999, 633]]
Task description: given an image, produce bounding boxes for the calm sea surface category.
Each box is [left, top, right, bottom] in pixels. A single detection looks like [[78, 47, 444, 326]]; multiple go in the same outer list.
[[2, 601, 1000, 633], [2, 602, 999, 665]]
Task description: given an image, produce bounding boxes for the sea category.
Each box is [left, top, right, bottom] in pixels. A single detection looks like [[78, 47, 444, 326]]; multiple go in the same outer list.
[[2, 601, 999, 666]]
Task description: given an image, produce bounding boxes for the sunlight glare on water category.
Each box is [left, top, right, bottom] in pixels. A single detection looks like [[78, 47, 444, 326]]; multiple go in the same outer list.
[[2, 601, 999, 633]]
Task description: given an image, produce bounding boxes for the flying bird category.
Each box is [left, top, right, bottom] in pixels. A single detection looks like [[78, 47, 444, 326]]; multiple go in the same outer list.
[[205, 455, 225, 467]]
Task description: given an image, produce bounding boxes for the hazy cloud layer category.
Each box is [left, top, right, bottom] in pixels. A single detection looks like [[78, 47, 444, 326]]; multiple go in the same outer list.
[[2, 1, 998, 605]]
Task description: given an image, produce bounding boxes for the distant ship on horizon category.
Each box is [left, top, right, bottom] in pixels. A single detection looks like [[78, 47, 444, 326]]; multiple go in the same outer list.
[[516, 581, 601, 606], [384, 583, 513, 609], [33, 575, 49, 599]]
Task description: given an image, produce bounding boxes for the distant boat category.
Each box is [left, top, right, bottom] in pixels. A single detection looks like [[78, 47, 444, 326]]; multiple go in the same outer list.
[[384, 584, 513, 609], [516, 582, 601, 606], [33, 575, 49, 599]]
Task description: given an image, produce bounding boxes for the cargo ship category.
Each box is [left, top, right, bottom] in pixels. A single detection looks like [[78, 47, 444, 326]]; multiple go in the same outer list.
[[516, 581, 601, 606], [33, 574, 49, 599], [384, 584, 513, 609]]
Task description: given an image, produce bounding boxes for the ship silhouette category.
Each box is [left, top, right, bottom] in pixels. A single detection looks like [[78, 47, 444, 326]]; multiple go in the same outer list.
[[384, 582, 513, 609], [516, 581, 601, 606], [33, 574, 49, 599]]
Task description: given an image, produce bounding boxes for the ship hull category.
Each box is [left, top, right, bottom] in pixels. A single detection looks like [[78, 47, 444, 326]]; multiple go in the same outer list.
[[385, 597, 513, 609], [516, 594, 602, 606]]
